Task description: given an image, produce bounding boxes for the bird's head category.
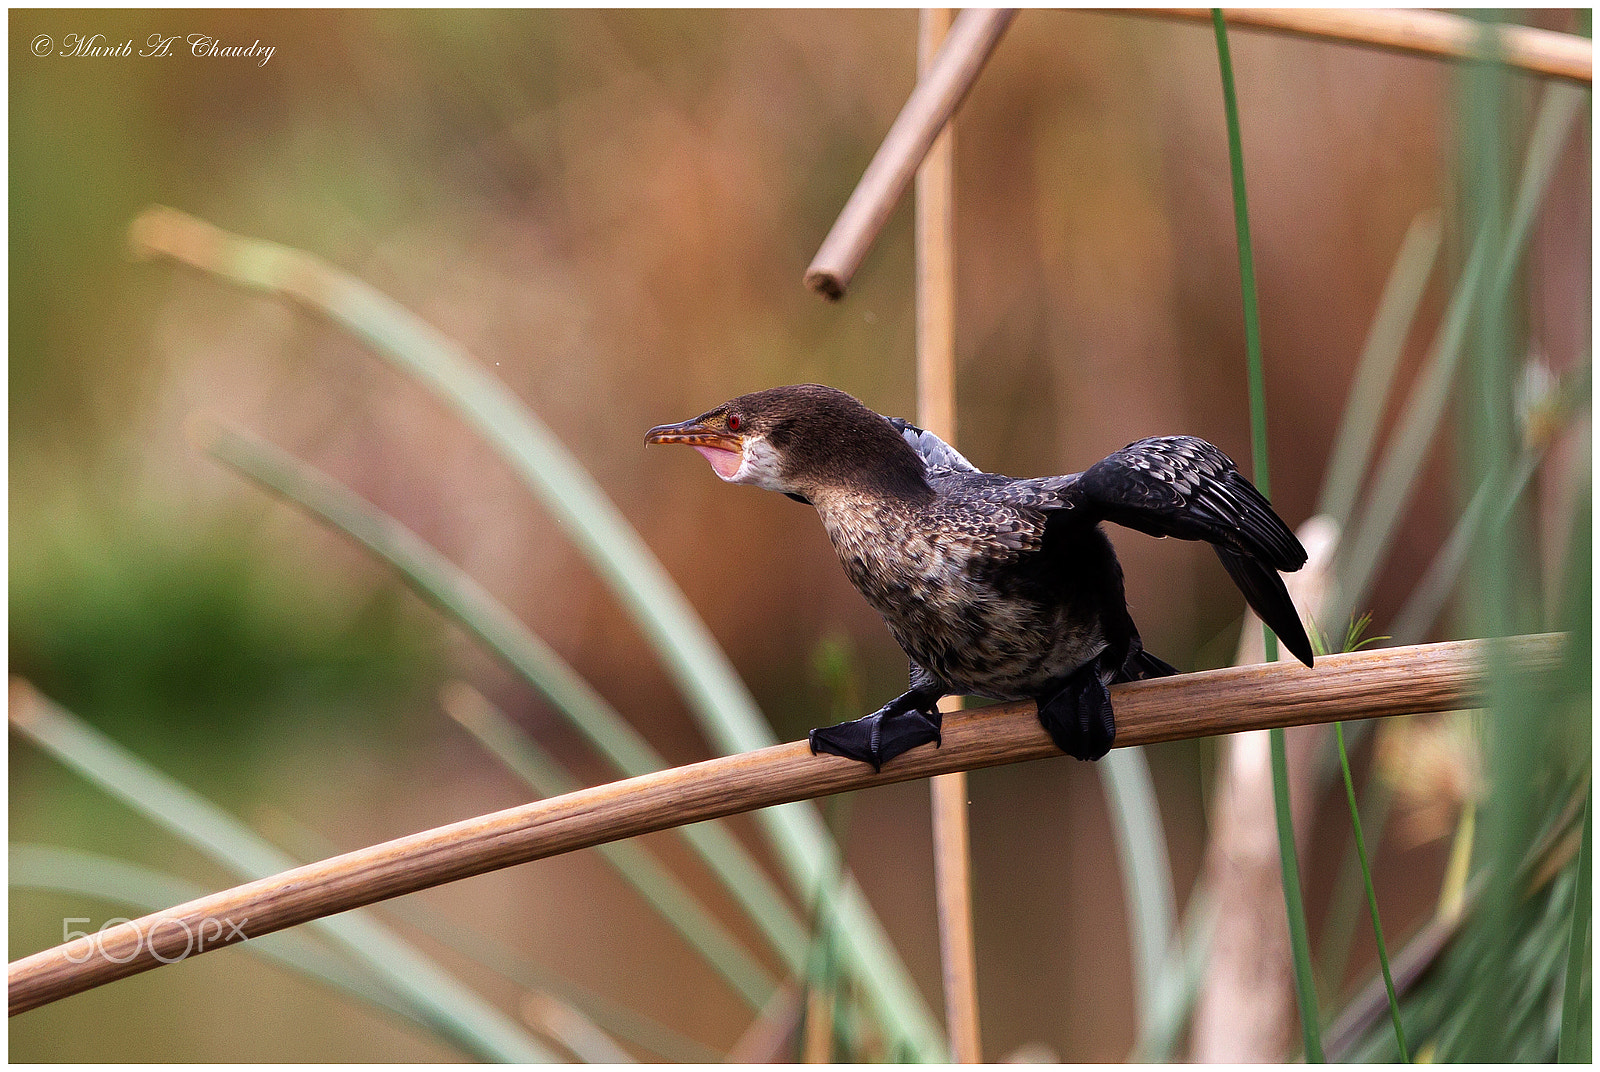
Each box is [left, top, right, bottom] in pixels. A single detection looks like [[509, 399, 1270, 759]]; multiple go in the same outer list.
[[645, 384, 930, 503]]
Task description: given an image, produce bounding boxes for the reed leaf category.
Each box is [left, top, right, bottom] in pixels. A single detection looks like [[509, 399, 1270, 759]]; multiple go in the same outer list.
[[1316, 774, 1395, 1003], [1129, 883, 1215, 1061], [1452, 18, 1554, 1058], [1317, 212, 1442, 527], [1099, 747, 1178, 1036]]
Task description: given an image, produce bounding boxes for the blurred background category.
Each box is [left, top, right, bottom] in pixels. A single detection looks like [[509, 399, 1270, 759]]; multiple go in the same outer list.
[[9, 8, 1589, 1062]]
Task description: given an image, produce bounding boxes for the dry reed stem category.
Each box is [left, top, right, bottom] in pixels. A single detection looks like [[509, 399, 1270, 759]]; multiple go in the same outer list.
[[1190, 517, 1338, 1061], [7, 634, 1564, 1016], [915, 8, 959, 445], [1136, 9, 1591, 85], [916, 8, 982, 1061], [805, 8, 1015, 300]]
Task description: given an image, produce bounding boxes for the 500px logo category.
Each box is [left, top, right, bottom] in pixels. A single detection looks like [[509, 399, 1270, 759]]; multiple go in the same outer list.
[[62, 916, 249, 965]]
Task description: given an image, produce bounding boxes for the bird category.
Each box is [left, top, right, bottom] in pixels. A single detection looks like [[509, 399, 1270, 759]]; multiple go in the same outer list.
[[645, 383, 1313, 770]]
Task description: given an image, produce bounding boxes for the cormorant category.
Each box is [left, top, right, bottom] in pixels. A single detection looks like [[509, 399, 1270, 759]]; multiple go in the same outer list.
[[646, 383, 1313, 770]]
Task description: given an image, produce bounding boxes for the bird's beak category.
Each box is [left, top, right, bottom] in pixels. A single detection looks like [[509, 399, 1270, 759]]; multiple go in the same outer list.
[[645, 417, 745, 480]]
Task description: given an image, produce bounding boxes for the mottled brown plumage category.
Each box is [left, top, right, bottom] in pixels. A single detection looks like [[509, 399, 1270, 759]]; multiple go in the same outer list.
[[647, 384, 1312, 769]]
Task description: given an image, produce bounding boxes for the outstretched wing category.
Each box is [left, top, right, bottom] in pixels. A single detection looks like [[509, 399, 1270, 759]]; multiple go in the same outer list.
[[1063, 437, 1306, 569], [1040, 436, 1314, 667], [883, 416, 980, 475]]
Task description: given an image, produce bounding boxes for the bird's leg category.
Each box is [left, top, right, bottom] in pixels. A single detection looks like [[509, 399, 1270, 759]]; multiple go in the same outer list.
[[1035, 661, 1117, 761], [808, 683, 945, 772]]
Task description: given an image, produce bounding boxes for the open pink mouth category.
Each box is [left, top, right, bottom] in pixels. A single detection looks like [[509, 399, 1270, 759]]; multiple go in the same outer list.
[[694, 444, 743, 480]]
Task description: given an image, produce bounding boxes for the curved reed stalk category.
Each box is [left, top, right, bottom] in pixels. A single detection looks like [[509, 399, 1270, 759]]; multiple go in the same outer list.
[[9, 633, 1564, 1015], [1139, 9, 1591, 84]]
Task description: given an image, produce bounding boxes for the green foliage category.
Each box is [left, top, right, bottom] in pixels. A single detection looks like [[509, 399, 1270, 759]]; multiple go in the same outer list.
[[1342, 781, 1591, 1063], [9, 505, 435, 751]]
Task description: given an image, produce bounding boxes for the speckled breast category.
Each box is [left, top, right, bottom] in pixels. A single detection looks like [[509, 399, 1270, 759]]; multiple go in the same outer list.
[[820, 498, 1108, 700]]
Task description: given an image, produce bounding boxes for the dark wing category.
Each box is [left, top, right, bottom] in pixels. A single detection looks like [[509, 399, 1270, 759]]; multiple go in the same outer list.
[[1040, 436, 1314, 667], [883, 416, 981, 475]]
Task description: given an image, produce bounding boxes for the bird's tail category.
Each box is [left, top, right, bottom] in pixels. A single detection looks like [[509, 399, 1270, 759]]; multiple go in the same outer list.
[[1213, 546, 1315, 667]]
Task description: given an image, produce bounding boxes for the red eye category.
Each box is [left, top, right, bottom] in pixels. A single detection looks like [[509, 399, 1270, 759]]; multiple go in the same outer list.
[[728, 414, 742, 431]]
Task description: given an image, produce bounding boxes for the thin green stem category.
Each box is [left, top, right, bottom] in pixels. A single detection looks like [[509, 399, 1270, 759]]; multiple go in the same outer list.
[[1317, 776, 1395, 1003], [1212, 15, 1271, 501], [1267, 728, 1325, 1061], [1213, 10, 1322, 1060], [1335, 722, 1409, 1060]]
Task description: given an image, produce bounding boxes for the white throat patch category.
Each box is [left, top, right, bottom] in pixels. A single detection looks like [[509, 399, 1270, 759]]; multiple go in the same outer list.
[[726, 434, 791, 493]]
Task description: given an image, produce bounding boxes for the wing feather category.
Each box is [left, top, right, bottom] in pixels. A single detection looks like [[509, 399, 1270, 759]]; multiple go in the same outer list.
[[883, 416, 980, 474], [996, 436, 1315, 666]]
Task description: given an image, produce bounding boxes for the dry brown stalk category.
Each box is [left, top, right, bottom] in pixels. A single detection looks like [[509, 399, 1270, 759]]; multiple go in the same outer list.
[[8, 634, 1564, 1016], [915, 5, 959, 445], [805, 7, 1015, 300], [915, 8, 982, 1060], [1135, 8, 1591, 85]]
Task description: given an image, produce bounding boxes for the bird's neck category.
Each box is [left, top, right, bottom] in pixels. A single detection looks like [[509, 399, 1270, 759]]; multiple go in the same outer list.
[[806, 468, 933, 514], [811, 485, 936, 574]]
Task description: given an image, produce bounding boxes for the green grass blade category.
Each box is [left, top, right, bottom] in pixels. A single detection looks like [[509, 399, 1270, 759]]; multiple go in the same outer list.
[[1099, 748, 1177, 1035], [10, 689, 554, 1063], [9, 844, 425, 1033], [524, 992, 637, 1064], [1131, 884, 1216, 1061], [1317, 212, 1442, 527], [200, 422, 809, 983], [1212, 10, 1321, 1059], [1334, 723, 1409, 1060], [440, 684, 776, 1009], [1268, 729, 1324, 1061], [142, 209, 945, 1058], [1212, 14, 1271, 502], [1454, 18, 1538, 1059], [1558, 794, 1592, 1062]]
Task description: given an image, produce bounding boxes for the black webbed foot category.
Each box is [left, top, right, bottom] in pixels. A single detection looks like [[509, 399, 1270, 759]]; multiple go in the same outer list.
[[1036, 665, 1116, 761], [809, 690, 943, 772]]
